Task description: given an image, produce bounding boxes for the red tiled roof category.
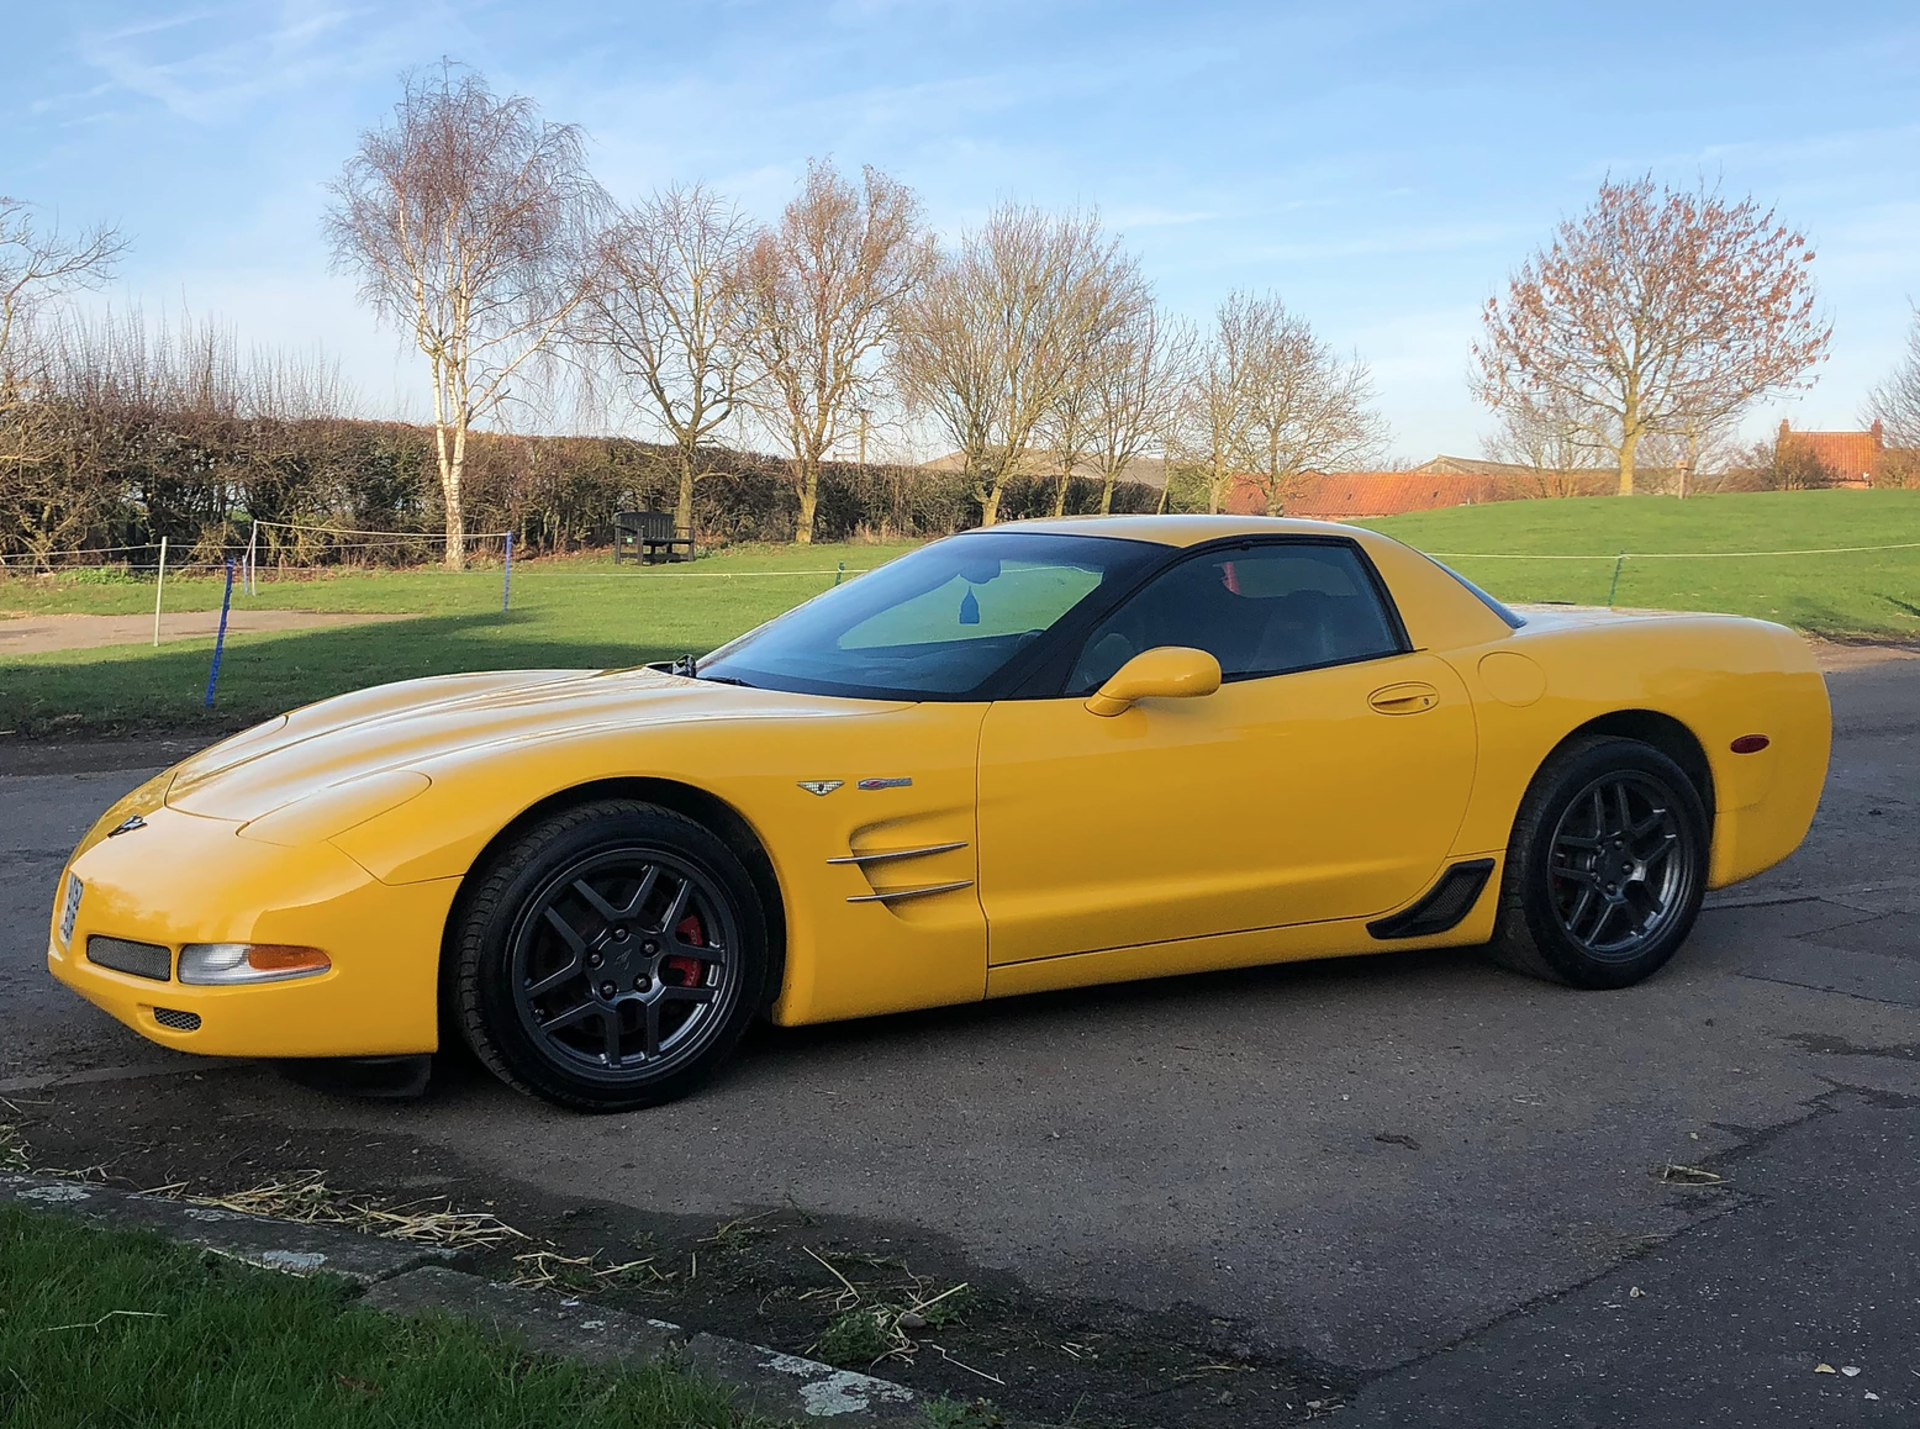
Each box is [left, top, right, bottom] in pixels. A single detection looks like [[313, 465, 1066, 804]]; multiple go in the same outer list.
[[1224, 470, 1612, 519], [1777, 422, 1884, 483]]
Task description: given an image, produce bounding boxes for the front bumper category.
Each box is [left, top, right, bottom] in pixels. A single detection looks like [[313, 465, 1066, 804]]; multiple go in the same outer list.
[[47, 800, 459, 1059]]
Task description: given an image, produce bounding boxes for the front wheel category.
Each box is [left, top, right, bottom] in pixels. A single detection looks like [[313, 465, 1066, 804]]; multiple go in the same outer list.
[[451, 800, 771, 1111], [1490, 737, 1708, 989]]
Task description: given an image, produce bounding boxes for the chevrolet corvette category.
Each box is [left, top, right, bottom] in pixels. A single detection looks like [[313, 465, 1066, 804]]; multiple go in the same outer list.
[[48, 516, 1831, 1110]]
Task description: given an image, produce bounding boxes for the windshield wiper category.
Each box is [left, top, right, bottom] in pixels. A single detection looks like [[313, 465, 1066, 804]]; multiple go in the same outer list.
[[698, 675, 754, 687]]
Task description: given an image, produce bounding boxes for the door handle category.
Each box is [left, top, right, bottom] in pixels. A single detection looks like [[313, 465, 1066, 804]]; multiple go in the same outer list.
[[1369, 682, 1440, 715]]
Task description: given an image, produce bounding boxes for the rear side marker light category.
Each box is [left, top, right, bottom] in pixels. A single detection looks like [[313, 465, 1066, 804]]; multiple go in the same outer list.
[[1730, 734, 1771, 754], [178, 944, 331, 986]]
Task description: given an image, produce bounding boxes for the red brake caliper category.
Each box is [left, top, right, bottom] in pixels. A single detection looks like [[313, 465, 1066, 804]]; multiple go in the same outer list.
[[665, 915, 705, 987]]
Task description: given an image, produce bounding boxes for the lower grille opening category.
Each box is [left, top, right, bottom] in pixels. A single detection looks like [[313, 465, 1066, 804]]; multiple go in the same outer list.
[[87, 935, 172, 981], [152, 1007, 201, 1032]]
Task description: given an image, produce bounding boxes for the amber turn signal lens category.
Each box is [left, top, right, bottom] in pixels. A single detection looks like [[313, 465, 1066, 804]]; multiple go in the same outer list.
[[246, 945, 331, 973], [1729, 734, 1771, 754]]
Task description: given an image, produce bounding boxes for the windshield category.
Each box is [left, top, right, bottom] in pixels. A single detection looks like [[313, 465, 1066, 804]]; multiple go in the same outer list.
[[699, 531, 1163, 698]]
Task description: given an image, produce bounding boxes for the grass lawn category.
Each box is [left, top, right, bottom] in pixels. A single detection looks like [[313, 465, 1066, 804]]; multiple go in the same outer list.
[[1, 491, 1915, 737], [0, 543, 917, 736], [0, 1206, 760, 1429], [1364, 488, 1920, 637]]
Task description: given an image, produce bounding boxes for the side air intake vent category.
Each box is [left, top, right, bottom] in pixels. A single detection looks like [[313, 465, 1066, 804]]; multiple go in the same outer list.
[[86, 936, 172, 981], [1368, 860, 1496, 940], [152, 1007, 202, 1032]]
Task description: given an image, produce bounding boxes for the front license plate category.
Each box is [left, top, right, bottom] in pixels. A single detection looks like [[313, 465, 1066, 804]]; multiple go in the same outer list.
[[59, 874, 83, 946]]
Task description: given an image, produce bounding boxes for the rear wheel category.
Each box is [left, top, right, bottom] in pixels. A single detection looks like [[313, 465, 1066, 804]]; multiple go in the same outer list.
[[1490, 737, 1708, 989], [452, 800, 770, 1111]]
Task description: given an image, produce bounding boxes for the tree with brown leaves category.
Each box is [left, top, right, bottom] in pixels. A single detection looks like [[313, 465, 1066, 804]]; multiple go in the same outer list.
[[742, 160, 931, 544], [325, 64, 606, 568], [1475, 176, 1829, 497]]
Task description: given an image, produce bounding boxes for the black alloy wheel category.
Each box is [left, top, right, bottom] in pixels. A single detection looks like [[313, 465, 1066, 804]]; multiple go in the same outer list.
[[1490, 737, 1708, 989], [1545, 772, 1689, 961], [452, 800, 771, 1111]]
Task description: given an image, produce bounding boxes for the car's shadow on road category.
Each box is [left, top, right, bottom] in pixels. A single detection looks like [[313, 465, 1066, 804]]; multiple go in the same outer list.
[[422, 941, 1495, 1109]]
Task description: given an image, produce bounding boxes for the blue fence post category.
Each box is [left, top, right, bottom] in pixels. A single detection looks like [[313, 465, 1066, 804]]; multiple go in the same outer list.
[[204, 559, 236, 708], [503, 531, 513, 612]]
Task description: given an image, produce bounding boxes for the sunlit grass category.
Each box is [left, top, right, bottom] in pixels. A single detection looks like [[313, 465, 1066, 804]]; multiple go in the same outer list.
[[0, 1206, 762, 1429]]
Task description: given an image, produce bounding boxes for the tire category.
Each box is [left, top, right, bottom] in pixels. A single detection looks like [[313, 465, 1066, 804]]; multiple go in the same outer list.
[[1489, 736, 1708, 989], [451, 799, 771, 1111]]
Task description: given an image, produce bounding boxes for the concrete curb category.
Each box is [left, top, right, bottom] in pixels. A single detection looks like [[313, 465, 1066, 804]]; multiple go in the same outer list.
[[366, 1266, 923, 1423], [0, 1171, 452, 1283], [0, 1171, 933, 1426]]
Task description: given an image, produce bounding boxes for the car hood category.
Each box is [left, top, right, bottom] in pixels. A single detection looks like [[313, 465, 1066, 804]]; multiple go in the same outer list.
[[165, 667, 903, 823]]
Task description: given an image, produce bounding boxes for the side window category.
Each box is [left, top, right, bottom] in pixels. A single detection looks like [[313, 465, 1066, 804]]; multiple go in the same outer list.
[[1067, 542, 1404, 694]]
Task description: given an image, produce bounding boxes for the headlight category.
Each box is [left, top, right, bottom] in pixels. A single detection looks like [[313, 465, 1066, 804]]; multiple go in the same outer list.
[[178, 943, 332, 985], [236, 770, 430, 847]]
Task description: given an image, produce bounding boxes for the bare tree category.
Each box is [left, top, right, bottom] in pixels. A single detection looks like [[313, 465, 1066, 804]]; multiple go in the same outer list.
[[1475, 175, 1830, 497], [1086, 303, 1189, 514], [1483, 388, 1604, 497], [586, 182, 756, 541], [1, 199, 128, 376], [894, 205, 1135, 526], [1034, 261, 1157, 516], [1867, 308, 1920, 448], [325, 64, 605, 568], [1236, 293, 1386, 516], [1039, 357, 1099, 518], [0, 200, 128, 566], [741, 160, 931, 544], [1175, 292, 1263, 513]]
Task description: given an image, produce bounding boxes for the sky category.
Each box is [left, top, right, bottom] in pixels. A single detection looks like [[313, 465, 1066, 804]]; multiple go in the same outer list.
[[9, 0, 1920, 461]]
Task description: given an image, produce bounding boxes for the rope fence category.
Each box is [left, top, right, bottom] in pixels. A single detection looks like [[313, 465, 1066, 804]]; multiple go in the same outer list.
[[1432, 540, 1920, 560]]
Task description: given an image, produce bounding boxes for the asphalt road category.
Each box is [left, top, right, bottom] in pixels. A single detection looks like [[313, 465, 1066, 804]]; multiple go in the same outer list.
[[1, 658, 1914, 1425]]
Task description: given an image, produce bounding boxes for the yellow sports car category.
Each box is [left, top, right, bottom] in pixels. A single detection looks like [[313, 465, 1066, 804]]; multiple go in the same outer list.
[[49, 516, 1830, 1110]]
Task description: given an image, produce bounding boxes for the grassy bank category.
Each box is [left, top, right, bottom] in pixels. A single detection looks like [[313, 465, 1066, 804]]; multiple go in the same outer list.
[[0, 1206, 757, 1429], [1364, 488, 1920, 636], [0, 543, 916, 735], [1, 491, 1915, 737]]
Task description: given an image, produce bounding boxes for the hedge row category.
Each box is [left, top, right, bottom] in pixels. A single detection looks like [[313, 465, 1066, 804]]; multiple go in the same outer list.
[[1, 409, 1161, 565]]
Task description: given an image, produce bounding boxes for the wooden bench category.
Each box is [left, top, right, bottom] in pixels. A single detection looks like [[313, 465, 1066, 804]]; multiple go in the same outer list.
[[613, 510, 694, 565]]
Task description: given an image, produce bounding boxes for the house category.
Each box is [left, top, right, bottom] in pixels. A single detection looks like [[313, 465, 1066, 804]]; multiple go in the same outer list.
[[920, 450, 1169, 488], [1223, 465, 1615, 520], [1776, 421, 1883, 487]]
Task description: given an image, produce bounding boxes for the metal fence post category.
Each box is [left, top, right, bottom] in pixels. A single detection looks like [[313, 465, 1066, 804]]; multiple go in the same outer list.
[[204, 559, 236, 708], [151, 536, 169, 646], [503, 531, 513, 611]]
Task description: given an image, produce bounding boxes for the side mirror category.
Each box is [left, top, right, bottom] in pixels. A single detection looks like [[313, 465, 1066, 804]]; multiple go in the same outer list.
[[1085, 646, 1222, 717]]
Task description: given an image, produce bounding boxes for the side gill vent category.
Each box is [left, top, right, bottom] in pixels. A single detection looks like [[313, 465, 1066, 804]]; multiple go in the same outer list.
[[1368, 860, 1496, 940]]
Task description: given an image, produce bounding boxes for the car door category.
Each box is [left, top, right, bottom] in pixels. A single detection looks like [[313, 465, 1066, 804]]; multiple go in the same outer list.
[[975, 537, 1478, 967]]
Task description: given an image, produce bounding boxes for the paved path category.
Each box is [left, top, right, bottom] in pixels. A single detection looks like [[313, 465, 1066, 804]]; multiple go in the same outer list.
[[1, 657, 1914, 1425], [0, 608, 408, 655]]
